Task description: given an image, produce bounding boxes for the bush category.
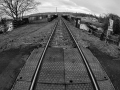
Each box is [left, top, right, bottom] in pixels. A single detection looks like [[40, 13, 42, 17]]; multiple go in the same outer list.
[[1, 18, 7, 33], [108, 14, 120, 34], [102, 17, 109, 31], [13, 18, 29, 28]]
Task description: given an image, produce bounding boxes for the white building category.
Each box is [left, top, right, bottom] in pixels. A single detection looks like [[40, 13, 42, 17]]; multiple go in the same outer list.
[[7, 21, 13, 31], [81, 17, 98, 23], [80, 24, 89, 31]]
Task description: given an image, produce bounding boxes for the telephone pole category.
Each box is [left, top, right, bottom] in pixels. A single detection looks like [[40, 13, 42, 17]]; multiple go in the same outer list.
[[56, 7, 57, 13]]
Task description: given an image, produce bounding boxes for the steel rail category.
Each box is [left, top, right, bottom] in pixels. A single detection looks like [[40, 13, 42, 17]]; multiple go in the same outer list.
[[62, 18, 100, 90], [29, 19, 59, 90]]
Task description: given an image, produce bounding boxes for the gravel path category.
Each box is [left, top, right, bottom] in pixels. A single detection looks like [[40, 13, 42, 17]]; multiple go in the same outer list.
[[50, 19, 74, 48]]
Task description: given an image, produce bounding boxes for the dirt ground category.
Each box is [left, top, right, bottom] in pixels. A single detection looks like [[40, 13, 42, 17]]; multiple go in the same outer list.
[[66, 20, 120, 90], [1, 18, 120, 90], [0, 20, 56, 90], [0, 46, 35, 90], [0, 21, 55, 52]]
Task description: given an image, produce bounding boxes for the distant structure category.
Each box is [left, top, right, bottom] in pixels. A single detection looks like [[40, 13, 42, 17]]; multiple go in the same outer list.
[[81, 17, 98, 22], [56, 7, 57, 13]]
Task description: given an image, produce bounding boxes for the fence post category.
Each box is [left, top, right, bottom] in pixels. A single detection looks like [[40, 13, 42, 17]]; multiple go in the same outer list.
[[75, 18, 78, 28], [78, 18, 81, 29], [118, 35, 120, 47]]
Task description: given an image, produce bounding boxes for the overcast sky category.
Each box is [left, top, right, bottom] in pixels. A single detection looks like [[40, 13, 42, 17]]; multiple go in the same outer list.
[[34, 0, 120, 16]]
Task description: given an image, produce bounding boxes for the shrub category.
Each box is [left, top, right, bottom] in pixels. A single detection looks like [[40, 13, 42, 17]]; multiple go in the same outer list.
[[1, 18, 7, 33], [113, 18, 120, 34]]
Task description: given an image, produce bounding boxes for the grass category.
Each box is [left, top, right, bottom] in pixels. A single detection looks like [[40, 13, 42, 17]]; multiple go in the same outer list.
[[0, 20, 56, 90]]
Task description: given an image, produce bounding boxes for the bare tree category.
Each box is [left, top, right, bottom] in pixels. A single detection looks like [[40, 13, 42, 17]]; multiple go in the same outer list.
[[0, 0, 40, 20]]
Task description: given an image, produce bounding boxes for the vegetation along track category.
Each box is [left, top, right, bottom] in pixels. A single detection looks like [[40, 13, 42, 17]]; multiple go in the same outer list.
[[12, 17, 114, 90]]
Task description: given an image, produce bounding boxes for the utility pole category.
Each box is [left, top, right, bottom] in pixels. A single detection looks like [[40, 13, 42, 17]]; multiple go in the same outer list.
[[56, 7, 57, 13]]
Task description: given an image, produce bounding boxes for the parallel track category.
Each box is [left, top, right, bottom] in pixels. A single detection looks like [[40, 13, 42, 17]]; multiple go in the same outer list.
[[29, 17, 100, 90]]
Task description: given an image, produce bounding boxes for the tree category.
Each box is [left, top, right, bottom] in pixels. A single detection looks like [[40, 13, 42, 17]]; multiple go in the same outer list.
[[0, 0, 40, 20], [113, 19, 120, 34], [108, 14, 120, 34], [99, 15, 109, 40]]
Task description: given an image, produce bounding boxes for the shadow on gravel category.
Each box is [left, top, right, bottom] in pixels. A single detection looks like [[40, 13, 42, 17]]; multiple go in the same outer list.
[[89, 45, 120, 90], [0, 45, 38, 90]]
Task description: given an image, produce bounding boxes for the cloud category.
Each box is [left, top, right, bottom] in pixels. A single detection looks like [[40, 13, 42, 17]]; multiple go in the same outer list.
[[34, 0, 120, 16], [36, 0, 92, 14], [65, 6, 92, 14], [60, 0, 77, 6], [70, 0, 120, 15], [40, 2, 53, 7]]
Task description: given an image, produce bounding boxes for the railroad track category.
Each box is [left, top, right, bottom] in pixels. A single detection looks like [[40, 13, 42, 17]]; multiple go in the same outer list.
[[12, 17, 115, 90], [30, 17, 99, 90]]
